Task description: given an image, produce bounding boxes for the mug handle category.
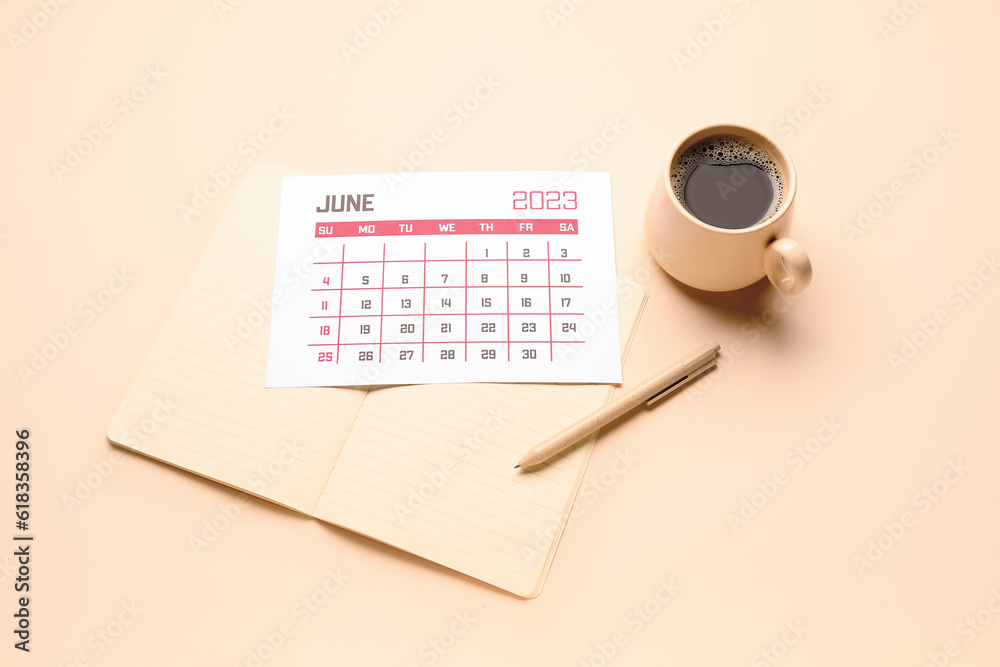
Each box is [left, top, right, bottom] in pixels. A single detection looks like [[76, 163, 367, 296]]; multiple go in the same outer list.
[[763, 237, 812, 295]]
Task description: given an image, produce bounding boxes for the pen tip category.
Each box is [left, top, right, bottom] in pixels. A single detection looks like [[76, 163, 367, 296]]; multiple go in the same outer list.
[[514, 464, 520, 469]]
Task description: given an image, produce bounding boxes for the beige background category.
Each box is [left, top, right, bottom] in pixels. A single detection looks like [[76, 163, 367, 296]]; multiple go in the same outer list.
[[3, 0, 999, 664]]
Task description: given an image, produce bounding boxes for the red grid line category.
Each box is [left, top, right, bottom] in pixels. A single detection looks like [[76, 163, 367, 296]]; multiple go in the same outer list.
[[314, 258, 581, 265], [308, 243, 588, 363], [377, 243, 385, 363], [505, 241, 510, 362], [336, 245, 345, 362], [310, 312, 584, 319], [311, 284, 583, 292], [463, 242, 468, 362], [547, 242, 553, 362], [308, 340, 585, 347], [421, 242, 427, 362]]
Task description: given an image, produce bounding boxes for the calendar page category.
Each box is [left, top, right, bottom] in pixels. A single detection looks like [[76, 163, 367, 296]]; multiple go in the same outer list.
[[265, 171, 622, 387]]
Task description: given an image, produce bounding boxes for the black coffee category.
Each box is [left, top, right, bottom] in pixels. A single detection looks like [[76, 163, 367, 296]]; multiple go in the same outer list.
[[670, 134, 784, 230]]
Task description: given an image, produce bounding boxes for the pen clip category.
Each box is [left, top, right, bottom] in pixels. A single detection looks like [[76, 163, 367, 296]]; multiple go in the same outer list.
[[644, 357, 718, 406]]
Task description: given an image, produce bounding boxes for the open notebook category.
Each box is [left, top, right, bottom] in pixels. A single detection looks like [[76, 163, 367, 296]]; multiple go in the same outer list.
[[106, 163, 645, 597]]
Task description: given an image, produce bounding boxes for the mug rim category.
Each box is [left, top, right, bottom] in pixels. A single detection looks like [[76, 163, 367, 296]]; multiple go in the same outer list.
[[663, 121, 798, 235]]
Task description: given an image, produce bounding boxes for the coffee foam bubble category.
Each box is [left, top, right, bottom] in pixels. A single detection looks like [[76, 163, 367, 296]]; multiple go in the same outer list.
[[670, 134, 784, 219]]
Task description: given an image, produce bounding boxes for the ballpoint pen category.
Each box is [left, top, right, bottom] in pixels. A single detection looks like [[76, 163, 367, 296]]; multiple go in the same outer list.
[[515, 342, 721, 469]]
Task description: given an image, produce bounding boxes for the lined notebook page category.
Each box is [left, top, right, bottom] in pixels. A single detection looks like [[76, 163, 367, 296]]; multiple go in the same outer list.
[[314, 287, 645, 596], [107, 163, 367, 513]]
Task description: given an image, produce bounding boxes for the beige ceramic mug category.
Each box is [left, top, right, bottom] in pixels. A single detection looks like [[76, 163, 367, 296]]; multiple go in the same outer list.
[[644, 122, 812, 294]]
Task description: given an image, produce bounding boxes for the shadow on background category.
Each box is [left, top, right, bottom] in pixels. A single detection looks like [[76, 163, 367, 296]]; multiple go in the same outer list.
[[655, 264, 804, 348]]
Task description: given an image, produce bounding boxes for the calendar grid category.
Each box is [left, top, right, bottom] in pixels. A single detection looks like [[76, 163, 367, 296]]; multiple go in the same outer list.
[[310, 312, 585, 319], [317, 258, 582, 264], [311, 339, 587, 346], [505, 241, 511, 362], [266, 173, 625, 387], [306, 240, 588, 365], [336, 245, 345, 363], [421, 241, 427, 362], [311, 285, 585, 291], [546, 241, 553, 362], [464, 241, 468, 362], [377, 243, 386, 363]]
